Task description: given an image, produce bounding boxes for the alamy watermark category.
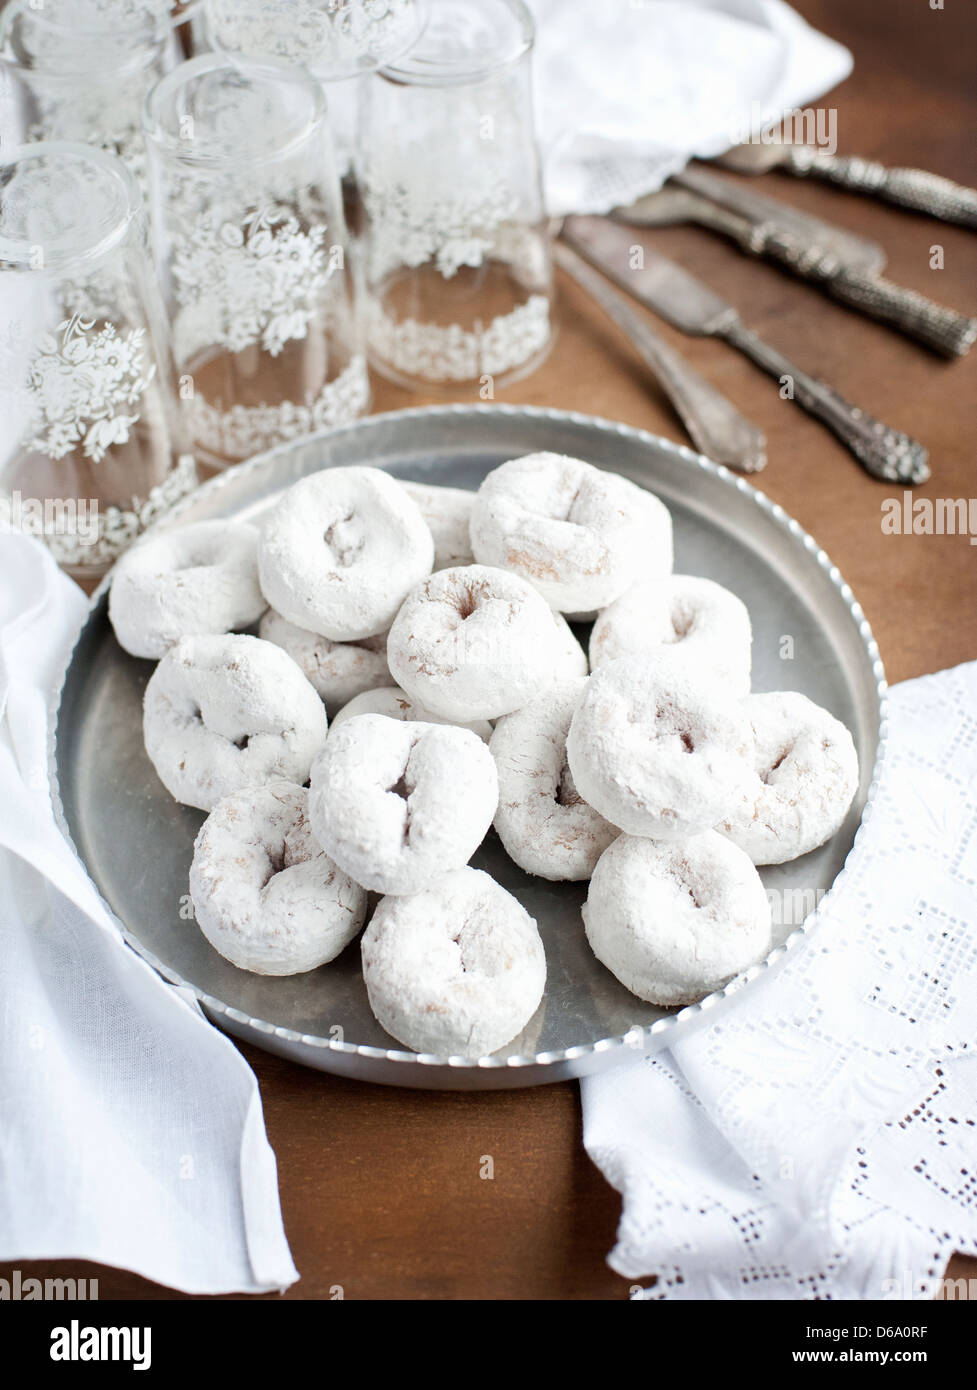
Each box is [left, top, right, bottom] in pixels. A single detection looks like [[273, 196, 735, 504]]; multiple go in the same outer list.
[[728, 103, 838, 155], [881, 492, 977, 543], [0, 491, 100, 548], [1, 1268, 98, 1300]]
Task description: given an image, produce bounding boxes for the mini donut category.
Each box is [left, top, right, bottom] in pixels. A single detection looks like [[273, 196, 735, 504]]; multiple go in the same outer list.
[[490, 677, 617, 880], [143, 633, 329, 811], [308, 714, 499, 895], [189, 781, 367, 975], [386, 564, 582, 721], [108, 520, 265, 659], [331, 686, 493, 742], [401, 481, 475, 570], [469, 452, 672, 613], [717, 691, 859, 864], [590, 575, 752, 696], [360, 867, 546, 1055], [565, 654, 753, 839], [583, 831, 772, 1006], [259, 608, 389, 716], [257, 465, 434, 640]]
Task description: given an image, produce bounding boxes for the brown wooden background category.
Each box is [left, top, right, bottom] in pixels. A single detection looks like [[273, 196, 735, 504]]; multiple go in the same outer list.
[[4, 0, 976, 1300]]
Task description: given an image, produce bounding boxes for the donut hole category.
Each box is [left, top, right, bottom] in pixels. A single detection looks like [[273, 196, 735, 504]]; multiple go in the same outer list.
[[387, 773, 412, 801], [259, 845, 286, 889], [232, 733, 251, 751], [761, 743, 793, 784], [667, 600, 697, 643], [323, 510, 364, 568], [555, 762, 583, 808]]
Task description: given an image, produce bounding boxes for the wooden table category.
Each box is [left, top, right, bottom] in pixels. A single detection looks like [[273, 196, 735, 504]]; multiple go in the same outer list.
[[6, 0, 976, 1301]]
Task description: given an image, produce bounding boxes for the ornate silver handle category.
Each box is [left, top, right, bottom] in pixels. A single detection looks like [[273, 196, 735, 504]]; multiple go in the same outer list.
[[739, 223, 977, 358], [722, 320, 930, 484], [786, 149, 977, 231], [554, 241, 767, 472]]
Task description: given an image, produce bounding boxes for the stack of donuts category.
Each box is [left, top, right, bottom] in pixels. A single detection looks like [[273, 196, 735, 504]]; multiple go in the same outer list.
[[109, 451, 859, 1057]]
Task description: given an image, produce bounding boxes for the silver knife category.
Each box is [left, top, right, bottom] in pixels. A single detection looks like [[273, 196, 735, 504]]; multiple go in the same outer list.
[[624, 167, 976, 358], [554, 240, 766, 472], [563, 215, 930, 485]]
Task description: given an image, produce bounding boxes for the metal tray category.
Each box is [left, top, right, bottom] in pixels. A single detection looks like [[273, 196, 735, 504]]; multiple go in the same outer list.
[[51, 405, 887, 1089]]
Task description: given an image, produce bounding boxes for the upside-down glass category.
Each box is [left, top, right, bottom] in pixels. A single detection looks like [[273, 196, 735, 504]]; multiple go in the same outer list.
[[202, 0, 428, 180], [357, 0, 554, 393], [0, 143, 196, 576], [0, 1, 198, 186], [143, 54, 368, 470]]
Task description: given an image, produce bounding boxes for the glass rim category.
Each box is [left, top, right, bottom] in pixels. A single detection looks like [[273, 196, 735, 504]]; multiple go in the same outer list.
[[378, 0, 534, 87], [0, 140, 140, 273], [143, 52, 328, 168], [0, 0, 202, 55]]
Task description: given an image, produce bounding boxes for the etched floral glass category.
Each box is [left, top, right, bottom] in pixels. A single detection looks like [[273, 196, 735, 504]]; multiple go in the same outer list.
[[202, 0, 427, 178], [143, 54, 368, 470], [0, 1, 196, 188], [357, 0, 553, 393], [0, 143, 196, 576]]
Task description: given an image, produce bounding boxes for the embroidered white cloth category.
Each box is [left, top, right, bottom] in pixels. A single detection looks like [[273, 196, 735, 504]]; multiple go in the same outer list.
[[0, 530, 298, 1295], [582, 661, 977, 1300], [529, 0, 853, 215]]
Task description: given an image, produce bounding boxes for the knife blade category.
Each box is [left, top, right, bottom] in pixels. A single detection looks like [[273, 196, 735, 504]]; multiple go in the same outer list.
[[671, 165, 885, 274], [561, 216, 930, 485]]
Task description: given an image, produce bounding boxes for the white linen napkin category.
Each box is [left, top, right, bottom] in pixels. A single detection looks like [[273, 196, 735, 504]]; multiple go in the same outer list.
[[0, 529, 298, 1295], [582, 660, 977, 1300], [529, 0, 853, 214]]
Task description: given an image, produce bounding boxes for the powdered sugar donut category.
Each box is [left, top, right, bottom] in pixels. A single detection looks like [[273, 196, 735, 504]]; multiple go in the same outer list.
[[590, 575, 752, 695], [566, 654, 753, 839], [717, 692, 859, 864], [386, 564, 582, 721], [361, 867, 546, 1055], [331, 686, 492, 742], [491, 678, 617, 880], [259, 608, 389, 716], [143, 634, 328, 811], [583, 831, 772, 1005], [469, 452, 672, 613], [109, 520, 265, 659], [308, 714, 498, 895], [189, 781, 367, 975], [401, 481, 474, 570], [257, 466, 434, 640]]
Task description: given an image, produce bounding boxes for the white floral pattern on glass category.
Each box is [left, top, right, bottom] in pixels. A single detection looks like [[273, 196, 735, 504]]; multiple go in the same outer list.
[[171, 205, 332, 364], [187, 354, 369, 461], [26, 314, 157, 463], [366, 296, 551, 382]]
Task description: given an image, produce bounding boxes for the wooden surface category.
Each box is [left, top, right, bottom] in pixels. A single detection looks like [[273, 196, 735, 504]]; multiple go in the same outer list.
[[7, 0, 977, 1301]]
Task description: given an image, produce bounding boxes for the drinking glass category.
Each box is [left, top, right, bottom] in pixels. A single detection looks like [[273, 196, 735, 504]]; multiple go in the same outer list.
[[0, 1, 197, 185], [143, 54, 368, 469], [0, 143, 195, 576], [357, 0, 553, 393]]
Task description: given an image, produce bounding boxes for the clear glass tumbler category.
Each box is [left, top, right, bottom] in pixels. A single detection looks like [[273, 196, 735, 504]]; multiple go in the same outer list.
[[0, 142, 196, 577], [143, 54, 368, 469], [357, 0, 553, 393], [0, 1, 195, 186]]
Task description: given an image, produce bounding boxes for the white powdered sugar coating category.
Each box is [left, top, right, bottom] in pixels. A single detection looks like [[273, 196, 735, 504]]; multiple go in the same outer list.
[[401, 480, 475, 570], [469, 452, 672, 613], [189, 781, 367, 976], [330, 686, 493, 742], [259, 608, 389, 716], [108, 520, 266, 660], [257, 465, 434, 640], [717, 691, 860, 865], [491, 677, 617, 881], [583, 831, 772, 1005], [386, 564, 585, 721], [143, 633, 329, 811], [566, 654, 754, 839], [308, 714, 499, 895], [360, 867, 546, 1056], [590, 574, 753, 696]]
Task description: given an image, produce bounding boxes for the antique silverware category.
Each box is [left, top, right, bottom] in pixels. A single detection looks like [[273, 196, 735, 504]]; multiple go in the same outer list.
[[715, 139, 977, 230], [564, 215, 931, 484], [621, 169, 977, 358], [554, 239, 766, 472]]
